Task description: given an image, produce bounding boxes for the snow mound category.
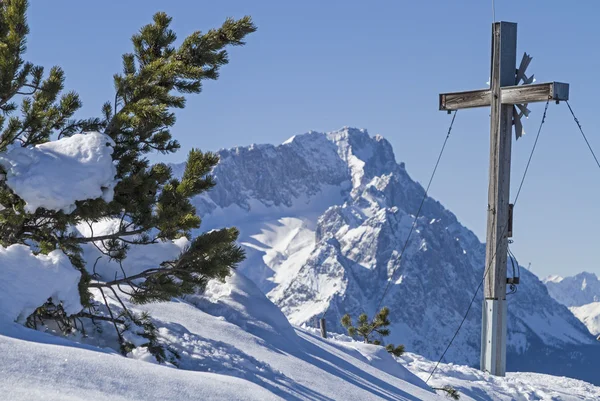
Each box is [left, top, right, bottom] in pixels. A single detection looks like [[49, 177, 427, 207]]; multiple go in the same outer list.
[[0, 244, 81, 322], [401, 352, 600, 401], [0, 132, 117, 213], [135, 272, 439, 400], [0, 325, 279, 401], [187, 273, 296, 338]]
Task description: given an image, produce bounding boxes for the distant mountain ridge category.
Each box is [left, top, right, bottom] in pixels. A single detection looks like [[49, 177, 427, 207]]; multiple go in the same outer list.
[[543, 272, 600, 336], [543, 272, 600, 307], [172, 127, 600, 384]]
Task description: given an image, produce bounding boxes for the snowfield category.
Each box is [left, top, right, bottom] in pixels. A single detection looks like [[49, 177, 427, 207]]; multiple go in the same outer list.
[[2, 272, 599, 400], [402, 352, 600, 401], [0, 325, 279, 401], [1, 273, 439, 401]]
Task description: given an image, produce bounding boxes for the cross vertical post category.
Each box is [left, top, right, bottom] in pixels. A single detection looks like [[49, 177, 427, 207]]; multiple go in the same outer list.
[[481, 21, 517, 377], [438, 21, 569, 377]]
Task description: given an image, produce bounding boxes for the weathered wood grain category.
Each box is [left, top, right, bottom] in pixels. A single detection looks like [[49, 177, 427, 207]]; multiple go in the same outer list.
[[439, 82, 569, 111]]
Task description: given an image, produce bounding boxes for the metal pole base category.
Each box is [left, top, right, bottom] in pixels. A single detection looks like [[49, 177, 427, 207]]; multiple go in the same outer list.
[[481, 298, 507, 376]]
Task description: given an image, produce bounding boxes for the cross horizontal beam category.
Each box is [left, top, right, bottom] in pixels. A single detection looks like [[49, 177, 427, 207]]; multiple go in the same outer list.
[[439, 81, 569, 111]]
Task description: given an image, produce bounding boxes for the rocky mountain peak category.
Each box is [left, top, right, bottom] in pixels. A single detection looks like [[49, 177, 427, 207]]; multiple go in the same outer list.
[[179, 127, 599, 381]]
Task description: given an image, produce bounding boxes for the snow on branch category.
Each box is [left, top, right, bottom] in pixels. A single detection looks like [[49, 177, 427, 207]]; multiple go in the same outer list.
[[0, 244, 82, 322], [0, 132, 117, 213]]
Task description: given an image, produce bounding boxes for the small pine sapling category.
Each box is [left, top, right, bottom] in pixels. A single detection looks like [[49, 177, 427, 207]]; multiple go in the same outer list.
[[432, 385, 460, 400], [341, 307, 405, 357]]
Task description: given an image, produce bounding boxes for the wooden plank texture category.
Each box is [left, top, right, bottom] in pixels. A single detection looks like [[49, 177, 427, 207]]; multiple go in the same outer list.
[[501, 82, 569, 104], [439, 82, 569, 110], [480, 20, 516, 378], [439, 89, 491, 111]]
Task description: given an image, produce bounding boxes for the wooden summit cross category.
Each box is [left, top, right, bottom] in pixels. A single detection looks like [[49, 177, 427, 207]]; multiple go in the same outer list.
[[438, 22, 569, 376]]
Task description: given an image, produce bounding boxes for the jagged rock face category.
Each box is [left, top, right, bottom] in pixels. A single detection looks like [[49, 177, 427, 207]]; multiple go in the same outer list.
[[175, 127, 598, 380], [543, 272, 600, 307], [543, 272, 600, 339]]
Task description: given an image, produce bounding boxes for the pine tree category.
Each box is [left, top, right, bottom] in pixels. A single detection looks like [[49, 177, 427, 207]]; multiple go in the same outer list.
[[341, 307, 405, 357], [432, 385, 460, 400], [0, 0, 255, 358]]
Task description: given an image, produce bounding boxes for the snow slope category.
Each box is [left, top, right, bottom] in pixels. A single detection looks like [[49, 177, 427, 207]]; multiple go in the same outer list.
[[0, 325, 279, 401], [3, 271, 599, 401], [0, 273, 441, 401], [402, 352, 600, 401], [308, 329, 600, 400], [570, 302, 600, 336], [177, 127, 599, 383]]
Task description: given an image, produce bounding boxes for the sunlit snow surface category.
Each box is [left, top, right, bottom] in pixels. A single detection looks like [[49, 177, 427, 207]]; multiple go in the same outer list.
[[0, 244, 81, 322], [0, 273, 440, 401], [2, 272, 598, 400], [570, 302, 600, 336], [402, 352, 600, 401]]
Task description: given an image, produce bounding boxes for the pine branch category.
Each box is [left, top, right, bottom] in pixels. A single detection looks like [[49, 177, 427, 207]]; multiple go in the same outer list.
[[73, 228, 146, 243], [74, 311, 125, 325]]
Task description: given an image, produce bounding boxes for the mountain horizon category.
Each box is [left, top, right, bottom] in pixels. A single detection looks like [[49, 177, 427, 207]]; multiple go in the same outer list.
[[171, 126, 600, 384]]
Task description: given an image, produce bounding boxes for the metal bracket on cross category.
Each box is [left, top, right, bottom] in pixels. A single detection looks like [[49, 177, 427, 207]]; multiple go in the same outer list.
[[513, 53, 535, 139]]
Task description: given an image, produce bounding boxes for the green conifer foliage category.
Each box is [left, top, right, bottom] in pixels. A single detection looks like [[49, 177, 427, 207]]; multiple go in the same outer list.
[[432, 385, 460, 400], [341, 307, 405, 357], [0, 0, 255, 357]]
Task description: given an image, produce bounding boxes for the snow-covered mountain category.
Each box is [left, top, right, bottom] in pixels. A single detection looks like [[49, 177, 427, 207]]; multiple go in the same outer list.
[[543, 272, 600, 307], [570, 302, 600, 336], [177, 127, 600, 384], [543, 272, 600, 336]]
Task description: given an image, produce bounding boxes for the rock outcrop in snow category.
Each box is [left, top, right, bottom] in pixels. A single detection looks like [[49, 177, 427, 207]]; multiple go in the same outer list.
[[178, 127, 600, 383]]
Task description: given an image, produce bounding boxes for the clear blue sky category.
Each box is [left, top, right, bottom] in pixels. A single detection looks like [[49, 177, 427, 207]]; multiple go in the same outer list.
[[25, 1, 600, 278]]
